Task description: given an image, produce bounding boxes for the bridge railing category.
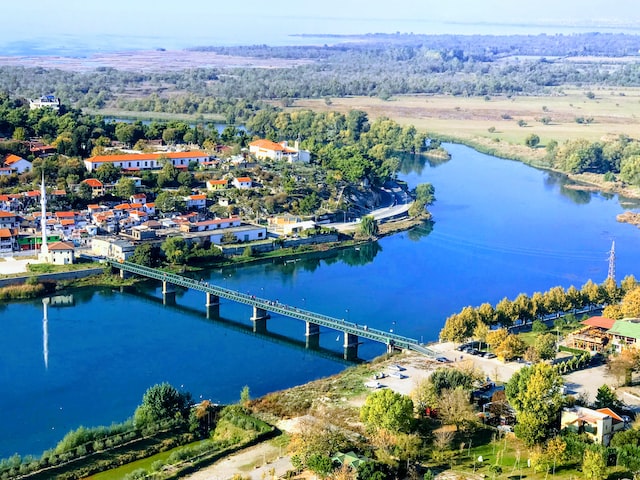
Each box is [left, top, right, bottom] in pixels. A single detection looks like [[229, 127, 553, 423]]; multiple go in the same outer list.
[[109, 260, 433, 356]]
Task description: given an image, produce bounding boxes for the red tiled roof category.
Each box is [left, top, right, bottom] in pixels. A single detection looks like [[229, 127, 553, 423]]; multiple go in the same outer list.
[[114, 203, 131, 210], [582, 316, 616, 330], [87, 151, 208, 164], [188, 194, 206, 201], [55, 212, 75, 218], [24, 190, 40, 197], [0, 228, 13, 238], [83, 178, 103, 188], [194, 217, 240, 226], [235, 177, 251, 183], [60, 219, 75, 226], [0, 211, 16, 218], [5, 154, 27, 165], [250, 139, 285, 151], [52, 189, 67, 196], [48, 241, 75, 251], [208, 179, 228, 185]]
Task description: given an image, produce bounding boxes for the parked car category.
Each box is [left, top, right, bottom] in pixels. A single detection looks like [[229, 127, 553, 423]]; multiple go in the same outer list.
[[485, 353, 497, 359], [436, 356, 452, 363]]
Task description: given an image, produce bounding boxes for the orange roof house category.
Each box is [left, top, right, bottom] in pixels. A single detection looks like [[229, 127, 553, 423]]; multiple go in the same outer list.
[[83, 151, 209, 172]]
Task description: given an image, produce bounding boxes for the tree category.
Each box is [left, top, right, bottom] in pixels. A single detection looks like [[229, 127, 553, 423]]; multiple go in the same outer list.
[[428, 367, 476, 397], [116, 178, 136, 199], [593, 384, 621, 410], [506, 363, 564, 446], [154, 191, 177, 214], [533, 333, 557, 360], [494, 334, 526, 361], [95, 162, 121, 184], [525, 134, 540, 148], [440, 307, 479, 343], [360, 389, 414, 433], [134, 382, 192, 427], [532, 319, 548, 333], [77, 181, 92, 201], [620, 286, 640, 318], [438, 387, 477, 431], [307, 453, 334, 479], [162, 236, 188, 264], [581, 446, 607, 480], [130, 243, 160, 267], [359, 215, 378, 238]]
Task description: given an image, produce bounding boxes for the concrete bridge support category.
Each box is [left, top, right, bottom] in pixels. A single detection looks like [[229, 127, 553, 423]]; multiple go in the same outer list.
[[119, 268, 130, 280], [343, 332, 359, 361], [206, 292, 220, 318], [251, 306, 270, 333], [305, 322, 320, 349], [162, 280, 176, 305]]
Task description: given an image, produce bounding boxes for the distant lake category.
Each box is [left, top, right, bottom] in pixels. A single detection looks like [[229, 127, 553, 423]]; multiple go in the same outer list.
[[2, 143, 640, 458]]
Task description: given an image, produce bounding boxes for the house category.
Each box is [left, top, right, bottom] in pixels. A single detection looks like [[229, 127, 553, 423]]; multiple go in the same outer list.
[[206, 179, 228, 191], [28, 95, 61, 111], [607, 319, 640, 352], [0, 167, 13, 176], [249, 139, 310, 163], [3, 154, 31, 174], [185, 194, 207, 210], [568, 316, 616, 353], [561, 406, 626, 445], [0, 211, 19, 229], [91, 237, 135, 261], [84, 151, 210, 172], [45, 241, 75, 265], [232, 177, 252, 189], [0, 228, 18, 252], [268, 214, 316, 236], [82, 179, 105, 197], [181, 217, 242, 233], [129, 193, 147, 204]]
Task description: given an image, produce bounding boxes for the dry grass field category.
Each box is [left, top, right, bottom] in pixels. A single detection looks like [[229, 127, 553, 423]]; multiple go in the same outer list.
[[287, 87, 640, 159]]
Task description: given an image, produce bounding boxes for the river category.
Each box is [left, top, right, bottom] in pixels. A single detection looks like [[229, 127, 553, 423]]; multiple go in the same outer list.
[[2, 143, 640, 458]]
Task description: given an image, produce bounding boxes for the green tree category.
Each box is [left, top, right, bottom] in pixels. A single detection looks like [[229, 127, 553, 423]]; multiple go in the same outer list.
[[593, 384, 621, 410], [130, 243, 160, 267], [116, 178, 136, 199], [134, 382, 192, 427], [506, 363, 564, 446], [359, 215, 379, 238], [95, 163, 121, 184], [525, 134, 540, 148], [154, 191, 177, 214], [162, 236, 189, 264], [360, 389, 414, 433], [307, 453, 334, 479], [533, 333, 557, 360], [494, 334, 526, 361], [77, 181, 92, 201]]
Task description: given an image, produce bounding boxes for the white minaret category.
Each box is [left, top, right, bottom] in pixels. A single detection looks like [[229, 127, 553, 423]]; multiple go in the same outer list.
[[40, 172, 48, 256]]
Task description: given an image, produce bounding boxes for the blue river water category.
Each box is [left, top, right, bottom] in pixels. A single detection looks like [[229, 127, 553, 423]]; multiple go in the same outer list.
[[1, 143, 640, 458]]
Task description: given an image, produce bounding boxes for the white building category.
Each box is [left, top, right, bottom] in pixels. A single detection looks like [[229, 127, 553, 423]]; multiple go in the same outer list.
[[84, 151, 210, 173], [91, 238, 136, 261], [232, 177, 252, 189], [45, 241, 76, 265], [249, 139, 310, 163], [3, 154, 32, 174], [29, 95, 61, 111]]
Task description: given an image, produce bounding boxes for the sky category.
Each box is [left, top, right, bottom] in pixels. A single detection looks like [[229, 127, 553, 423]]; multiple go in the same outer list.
[[3, 0, 640, 53]]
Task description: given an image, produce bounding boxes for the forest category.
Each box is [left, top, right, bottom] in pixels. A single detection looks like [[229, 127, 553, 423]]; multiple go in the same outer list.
[[2, 33, 640, 120]]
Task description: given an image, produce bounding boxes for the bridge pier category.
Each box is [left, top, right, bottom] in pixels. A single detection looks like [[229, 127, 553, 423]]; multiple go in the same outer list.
[[305, 322, 320, 349], [162, 280, 176, 305], [206, 292, 220, 318], [343, 332, 359, 361], [119, 268, 130, 280], [251, 306, 270, 333]]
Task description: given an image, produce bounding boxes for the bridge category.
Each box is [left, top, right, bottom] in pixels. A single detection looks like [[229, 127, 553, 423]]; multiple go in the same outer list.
[[108, 260, 436, 359]]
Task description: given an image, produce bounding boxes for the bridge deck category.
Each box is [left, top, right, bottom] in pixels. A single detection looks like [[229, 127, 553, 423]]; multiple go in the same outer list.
[[109, 260, 436, 357]]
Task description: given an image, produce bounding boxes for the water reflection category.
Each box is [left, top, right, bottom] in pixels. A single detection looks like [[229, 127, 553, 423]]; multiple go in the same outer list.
[[407, 219, 435, 242], [398, 152, 451, 175]]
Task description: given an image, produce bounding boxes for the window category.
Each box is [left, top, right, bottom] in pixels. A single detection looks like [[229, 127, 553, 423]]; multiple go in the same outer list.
[[258, 232, 263, 237]]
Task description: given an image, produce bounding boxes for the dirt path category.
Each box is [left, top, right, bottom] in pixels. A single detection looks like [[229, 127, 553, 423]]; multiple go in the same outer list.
[[182, 442, 291, 480]]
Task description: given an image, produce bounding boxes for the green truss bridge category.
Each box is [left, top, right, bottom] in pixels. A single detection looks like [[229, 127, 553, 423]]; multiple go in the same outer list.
[[108, 260, 436, 360]]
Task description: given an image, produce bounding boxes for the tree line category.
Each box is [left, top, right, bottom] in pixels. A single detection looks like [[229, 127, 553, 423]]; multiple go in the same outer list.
[[439, 275, 638, 343]]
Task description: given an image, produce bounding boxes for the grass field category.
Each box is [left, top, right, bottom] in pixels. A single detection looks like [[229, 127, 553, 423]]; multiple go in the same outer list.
[[287, 87, 640, 161]]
